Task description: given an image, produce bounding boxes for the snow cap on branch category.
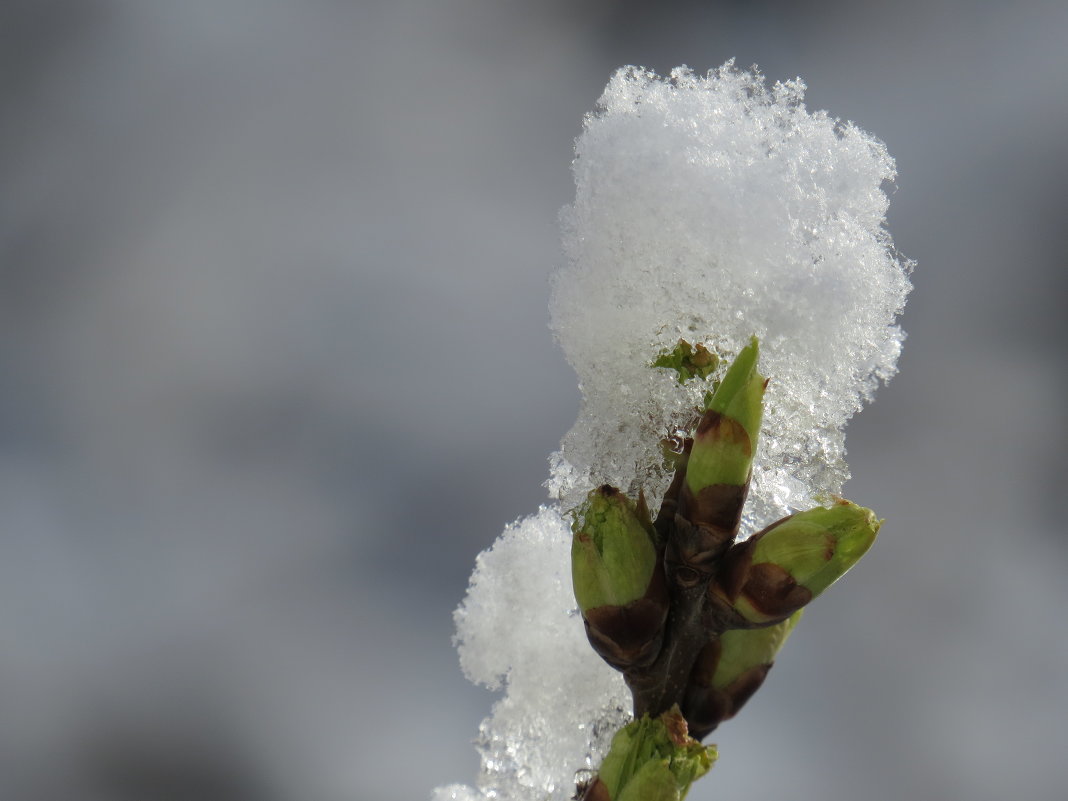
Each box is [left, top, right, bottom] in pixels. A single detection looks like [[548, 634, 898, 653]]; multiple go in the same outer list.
[[436, 63, 911, 801], [549, 62, 911, 531]]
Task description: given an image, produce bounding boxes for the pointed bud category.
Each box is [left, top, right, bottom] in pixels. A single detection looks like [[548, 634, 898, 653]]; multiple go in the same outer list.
[[665, 339, 766, 587], [572, 486, 669, 669], [720, 500, 880, 626], [685, 336, 765, 493], [681, 612, 802, 739]]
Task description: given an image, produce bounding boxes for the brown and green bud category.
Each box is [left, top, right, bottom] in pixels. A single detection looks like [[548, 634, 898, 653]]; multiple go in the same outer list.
[[665, 338, 767, 587], [681, 612, 801, 739], [718, 500, 881, 626], [582, 707, 716, 801], [573, 486, 669, 669], [686, 336, 765, 493]]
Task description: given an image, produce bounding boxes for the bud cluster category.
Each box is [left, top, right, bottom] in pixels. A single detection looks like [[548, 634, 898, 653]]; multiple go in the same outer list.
[[571, 338, 880, 761]]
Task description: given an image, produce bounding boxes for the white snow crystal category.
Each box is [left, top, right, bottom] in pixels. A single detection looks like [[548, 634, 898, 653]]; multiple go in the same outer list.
[[436, 62, 911, 801], [450, 507, 629, 801], [549, 62, 911, 531]]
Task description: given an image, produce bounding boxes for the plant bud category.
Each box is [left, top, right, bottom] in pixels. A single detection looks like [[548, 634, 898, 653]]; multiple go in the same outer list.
[[614, 759, 678, 801], [572, 486, 669, 669], [666, 338, 766, 586], [681, 612, 801, 739], [652, 339, 720, 384], [585, 709, 716, 801], [685, 336, 765, 493], [719, 500, 880, 625]]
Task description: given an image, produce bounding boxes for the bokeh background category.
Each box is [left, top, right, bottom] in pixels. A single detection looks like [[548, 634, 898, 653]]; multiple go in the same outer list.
[[2, 1, 1067, 799]]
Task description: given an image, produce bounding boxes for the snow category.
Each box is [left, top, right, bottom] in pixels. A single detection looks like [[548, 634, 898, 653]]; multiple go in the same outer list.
[[435, 62, 910, 801], [549, 63, 911, 531], [447, 507, 629, 801]]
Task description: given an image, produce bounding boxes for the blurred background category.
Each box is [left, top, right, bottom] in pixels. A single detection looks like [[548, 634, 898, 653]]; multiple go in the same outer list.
[[2, 1, 1066, 799]]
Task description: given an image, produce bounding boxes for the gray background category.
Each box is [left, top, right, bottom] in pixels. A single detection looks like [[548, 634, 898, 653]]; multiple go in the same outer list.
[[2, 1, 1066, 800]]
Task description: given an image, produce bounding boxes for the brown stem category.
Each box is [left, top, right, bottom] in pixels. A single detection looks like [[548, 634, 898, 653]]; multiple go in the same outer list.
[[625, 579, 709, 718]]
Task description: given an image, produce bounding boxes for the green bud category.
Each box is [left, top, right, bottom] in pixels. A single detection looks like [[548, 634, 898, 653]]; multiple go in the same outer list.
[[616, 760, 678, 801], [664, 339, 765, 582], [573, 486, 669, 669], [682, 612, 802, 739], [573, 486, 659, 611], [723, 500, 881, 625], [685, 337, 765, 493], [592, 709, 716, 801], [711, 610, 801, 690], [653, 340, 719, 384], [705, 336, 764, 433]]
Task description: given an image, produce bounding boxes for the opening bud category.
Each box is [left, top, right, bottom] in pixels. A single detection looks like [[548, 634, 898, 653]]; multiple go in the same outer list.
[[583, 708, 716, 801], [572, 486, 669, 669], [721, 500, 881, 625], [653, 339, 720, 384]]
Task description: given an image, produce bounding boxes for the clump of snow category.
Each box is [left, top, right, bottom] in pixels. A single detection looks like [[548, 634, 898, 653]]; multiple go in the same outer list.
[[435, 63, 910, 801], [444, 507, 629, 801], [549, 62, 911, 532]]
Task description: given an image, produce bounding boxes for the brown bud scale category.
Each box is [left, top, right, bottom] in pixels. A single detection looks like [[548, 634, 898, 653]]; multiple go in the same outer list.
[[741, 563, 813, 620], [680, 481, 749, 537], [683, 662, 772, 740], [578, 777, 611, 801], [582, 559, 669, 669]]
